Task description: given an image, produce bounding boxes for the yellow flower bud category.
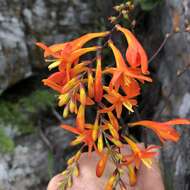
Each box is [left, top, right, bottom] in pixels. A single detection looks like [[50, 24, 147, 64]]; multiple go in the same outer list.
[[97, 133, 103, 153]]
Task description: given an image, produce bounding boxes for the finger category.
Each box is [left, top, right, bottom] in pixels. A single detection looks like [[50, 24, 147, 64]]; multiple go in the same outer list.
[[70, 152, 115, 190], [136, 158, 165, 190], [47, 174, 65, 190]]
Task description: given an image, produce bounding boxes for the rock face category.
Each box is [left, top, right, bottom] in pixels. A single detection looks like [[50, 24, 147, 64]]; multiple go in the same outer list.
[[0, 0, 114, 94], [0, 126, 74, 190], [149, 1, 190, 190]]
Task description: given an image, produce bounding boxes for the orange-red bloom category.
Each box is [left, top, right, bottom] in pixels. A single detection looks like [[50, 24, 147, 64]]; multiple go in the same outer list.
[[128, 119, 190, 143], [38, 31, 109, 58], [116, 24, 149, 74], [123, 136, 160, 168], [106, 40, 152, 96], [100, 87, 137, 118], [36, 31, 109, 71]]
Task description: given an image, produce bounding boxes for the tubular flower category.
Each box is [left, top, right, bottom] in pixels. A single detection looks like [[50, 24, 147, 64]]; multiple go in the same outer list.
[[116, 24, 149, 74], [42, 71, 67, 93], [94, 56, 103, 102], [61, 124, 96, 155], [40, 31, 109, 58], [123, 136, 160, 169], [106, 40, 152, 91], [128, 119, 190, 143], [100, 87, 137, 118], [61, 104, 98, 155], [42, 62, 86, 93], [36, 31, 109, 70]]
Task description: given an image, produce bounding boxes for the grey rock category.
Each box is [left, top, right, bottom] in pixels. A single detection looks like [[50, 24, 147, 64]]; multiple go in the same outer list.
[[0, 0, 106, 93], [0, 125, 74, 190], [148, 0, 190, 189]]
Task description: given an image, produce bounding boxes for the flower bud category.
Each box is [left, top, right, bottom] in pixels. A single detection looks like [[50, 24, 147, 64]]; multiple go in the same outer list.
[[97, 133, 104, 153], [96, 153, 108, 177]]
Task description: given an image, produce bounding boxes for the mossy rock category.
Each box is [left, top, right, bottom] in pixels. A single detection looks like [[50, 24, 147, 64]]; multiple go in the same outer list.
[[0, 89, 56, 152]]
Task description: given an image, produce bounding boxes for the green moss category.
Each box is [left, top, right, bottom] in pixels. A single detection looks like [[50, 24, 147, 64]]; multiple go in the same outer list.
[[0, 89, 56, 152], [0, 89, 55, 134], [0, 128, 15, 153]]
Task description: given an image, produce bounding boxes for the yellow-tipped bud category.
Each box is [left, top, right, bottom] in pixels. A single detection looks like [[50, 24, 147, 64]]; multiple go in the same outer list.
[[128, 165, 137, 186], [61, 77, 78, 94], [70, 135, 86, 146], [73, 165, 80, 177], [61, 170, 68, 176], [58, 93, 70, 107], [88, 71, 94, 98], [48, 60, 61, 70], [123, 101, 134, 112], [63, 105, 69, 118], [67, 156, 75, 165], [69, 98, 76, 113], [80, 83, 86, 105], [108, 123, 119, 140], [97, 133, 103, 153], [75, 150, 82, 161], [92, 117, 99, 141], [105, 174, 116, 190], [110, 138, 123, 148]]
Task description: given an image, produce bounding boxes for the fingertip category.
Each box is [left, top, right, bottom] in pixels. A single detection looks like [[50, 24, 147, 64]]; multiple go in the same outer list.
[[47, 174, 64, 190]]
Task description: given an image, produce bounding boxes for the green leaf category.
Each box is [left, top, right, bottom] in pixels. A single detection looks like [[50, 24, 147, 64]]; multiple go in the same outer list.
[[136, 0, 162, 10]]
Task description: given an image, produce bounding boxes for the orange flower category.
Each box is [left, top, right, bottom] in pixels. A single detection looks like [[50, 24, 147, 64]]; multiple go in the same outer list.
[[38, 31, 109, 58], [123, 137, 159, 168], [100, 87, 137, 118], [128, 119, 190, 143], [36, 31, 109, 70], [61, 124, 95, 155], [43, 73, 79, 94], [42, 60, 90, 93], [60, 106, 96, 155], [116, 24, 149, 74], [106, 40, 152, 92], [42, 71, 67, 93]]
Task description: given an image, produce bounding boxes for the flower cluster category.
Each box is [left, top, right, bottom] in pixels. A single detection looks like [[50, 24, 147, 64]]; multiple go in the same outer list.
[[37, 22, 190, 190]]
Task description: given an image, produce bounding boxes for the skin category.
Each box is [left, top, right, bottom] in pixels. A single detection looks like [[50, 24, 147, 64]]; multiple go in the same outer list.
[[47, 146, 165, 190]]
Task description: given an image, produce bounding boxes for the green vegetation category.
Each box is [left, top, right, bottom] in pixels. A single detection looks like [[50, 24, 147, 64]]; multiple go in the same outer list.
[[136, 0, 162, 10], [0, 89, 56, 152], [0, 128, 15, 153]]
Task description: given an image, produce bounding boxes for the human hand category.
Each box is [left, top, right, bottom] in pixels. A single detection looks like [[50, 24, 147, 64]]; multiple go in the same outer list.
[[47, 146, 164, 190]]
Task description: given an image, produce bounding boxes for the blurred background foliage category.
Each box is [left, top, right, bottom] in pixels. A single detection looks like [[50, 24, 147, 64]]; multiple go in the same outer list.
[[136, 0, 162, 10]]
